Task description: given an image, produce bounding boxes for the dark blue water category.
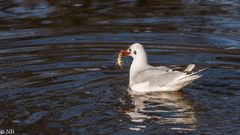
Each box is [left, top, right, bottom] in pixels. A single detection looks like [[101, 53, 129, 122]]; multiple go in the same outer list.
[[0, 0, 240, 134]]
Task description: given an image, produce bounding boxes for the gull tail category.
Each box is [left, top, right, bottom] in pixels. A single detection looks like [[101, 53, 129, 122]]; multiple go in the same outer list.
[[181, 64, 207, 80], [166, 65, 206, 91], [184, 64, 196, 73]]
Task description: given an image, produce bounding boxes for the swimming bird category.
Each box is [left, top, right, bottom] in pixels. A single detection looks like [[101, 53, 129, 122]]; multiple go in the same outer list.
[[121, 43, 204, 93]]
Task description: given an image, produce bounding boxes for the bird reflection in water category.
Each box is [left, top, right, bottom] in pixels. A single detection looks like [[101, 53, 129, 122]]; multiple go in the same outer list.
[[125, 90, 197, 132]]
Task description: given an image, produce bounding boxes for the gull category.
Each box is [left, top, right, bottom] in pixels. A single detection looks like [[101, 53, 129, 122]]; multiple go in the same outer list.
[[121, 43, 204, 93]]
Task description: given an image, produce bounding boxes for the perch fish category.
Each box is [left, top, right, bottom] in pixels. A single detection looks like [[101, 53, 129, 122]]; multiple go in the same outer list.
[[117, 51, 124, 70]]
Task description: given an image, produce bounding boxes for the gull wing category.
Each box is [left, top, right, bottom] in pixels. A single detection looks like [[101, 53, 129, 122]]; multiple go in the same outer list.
[[132, 67, 185, 86]]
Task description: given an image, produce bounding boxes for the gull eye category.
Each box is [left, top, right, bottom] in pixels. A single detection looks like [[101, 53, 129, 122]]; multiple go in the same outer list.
[[134, 51, 137, 55], [129, 48, 131, 52]]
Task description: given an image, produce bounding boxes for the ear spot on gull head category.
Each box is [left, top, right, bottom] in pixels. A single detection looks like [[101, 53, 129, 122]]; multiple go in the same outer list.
[[134, 51, 137, 55]]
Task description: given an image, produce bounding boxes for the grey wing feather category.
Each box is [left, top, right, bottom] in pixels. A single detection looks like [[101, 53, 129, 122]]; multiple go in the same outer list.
[[132, 66, 184, 86]]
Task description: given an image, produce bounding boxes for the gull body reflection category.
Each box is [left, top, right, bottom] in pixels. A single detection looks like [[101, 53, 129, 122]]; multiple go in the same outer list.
[[126, 89, 197, 132]]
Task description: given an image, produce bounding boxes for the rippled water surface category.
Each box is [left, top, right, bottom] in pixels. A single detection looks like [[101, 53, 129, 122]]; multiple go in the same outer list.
[[0, 0, 240, 134]]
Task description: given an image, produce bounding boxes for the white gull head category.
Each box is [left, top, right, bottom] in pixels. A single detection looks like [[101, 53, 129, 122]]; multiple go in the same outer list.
[[122, 43, 150, 86]]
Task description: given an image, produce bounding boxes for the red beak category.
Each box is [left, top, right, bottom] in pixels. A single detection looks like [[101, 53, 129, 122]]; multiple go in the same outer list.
[[120, 49, 131, 57]]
